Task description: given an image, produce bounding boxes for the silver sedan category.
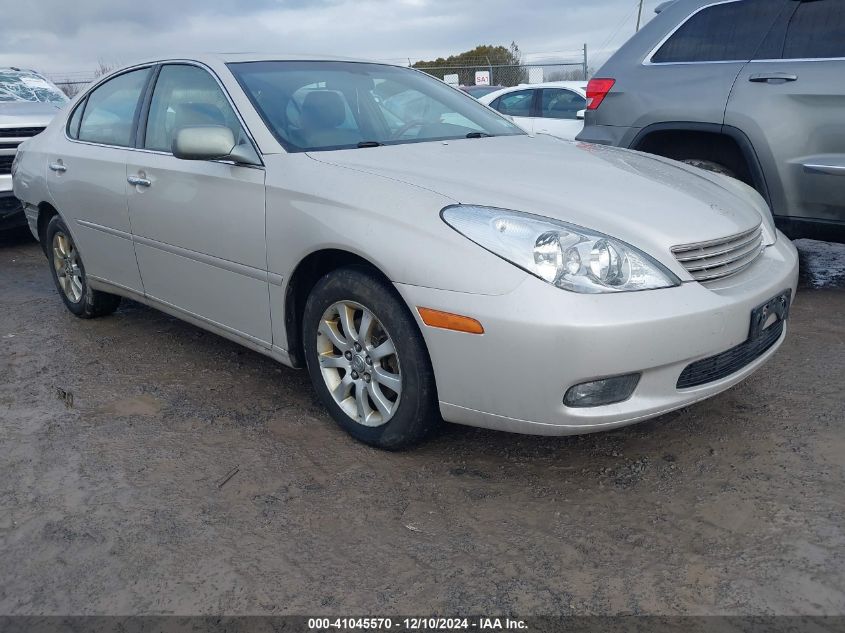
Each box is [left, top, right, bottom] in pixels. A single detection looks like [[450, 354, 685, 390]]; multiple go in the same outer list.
[[12, 54, 799, 449]]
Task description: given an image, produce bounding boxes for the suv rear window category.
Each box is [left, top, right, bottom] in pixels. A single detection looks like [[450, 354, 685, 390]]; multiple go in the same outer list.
[[782, 0, 845, 60], [651, 0, 785, 63]]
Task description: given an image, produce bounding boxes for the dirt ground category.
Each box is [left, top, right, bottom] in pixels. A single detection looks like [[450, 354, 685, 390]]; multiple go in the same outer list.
[[1, 229, 843, 616]]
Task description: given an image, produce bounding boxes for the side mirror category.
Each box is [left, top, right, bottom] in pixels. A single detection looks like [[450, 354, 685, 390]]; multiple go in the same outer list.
[[576, 109, 586, 120], [172, 126, 260, 165]]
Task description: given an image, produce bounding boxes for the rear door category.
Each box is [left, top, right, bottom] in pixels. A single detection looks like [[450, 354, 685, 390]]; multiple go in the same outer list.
[[726, 0, 845, 229], [45, 67, 151, 293], [491, 89, 536, 134], [126, 63, 271, 345], [534, 88, 586, 140]]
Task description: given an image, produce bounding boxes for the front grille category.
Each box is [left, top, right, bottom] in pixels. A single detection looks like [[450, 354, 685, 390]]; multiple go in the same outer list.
[[0, 155, 13, 175], [677, 320, 783, 389], [672, 224, 764, 282], [0, 126, 45, 138]]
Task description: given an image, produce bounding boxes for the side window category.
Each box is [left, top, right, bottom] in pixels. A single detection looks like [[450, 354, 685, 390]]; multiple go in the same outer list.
[[540, 89, 586, 120], [78, 68, 149, 146], [495, 90, 534, 117], [66, 100, 84, 139], [144, 65, 247, 153], [651, 0, 785, 63], [782, 0, 845, 60]]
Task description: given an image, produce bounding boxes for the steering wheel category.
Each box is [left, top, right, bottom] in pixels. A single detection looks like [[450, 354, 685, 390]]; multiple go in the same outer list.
[[391, 120, 427, 140]]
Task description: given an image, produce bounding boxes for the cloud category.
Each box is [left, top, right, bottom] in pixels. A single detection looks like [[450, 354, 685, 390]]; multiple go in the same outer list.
[[0, 0, 659, 76]]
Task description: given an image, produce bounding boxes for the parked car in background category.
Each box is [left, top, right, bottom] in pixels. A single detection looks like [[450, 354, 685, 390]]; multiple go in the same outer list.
[[14, 55, 797, 449], [577, 0, 845, 243], [0, 68, 67, 231], [459, 84, 504, 99], [480, 81, 587, 140]]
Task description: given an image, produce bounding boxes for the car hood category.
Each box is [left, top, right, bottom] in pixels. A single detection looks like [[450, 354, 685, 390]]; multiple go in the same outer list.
[[307, 134, 772, 271], [0, 101, 63, 126]]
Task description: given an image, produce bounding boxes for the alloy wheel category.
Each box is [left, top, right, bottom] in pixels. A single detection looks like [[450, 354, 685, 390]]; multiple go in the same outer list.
[[52, 231, 83, 303], [316, 301, 402, 427]]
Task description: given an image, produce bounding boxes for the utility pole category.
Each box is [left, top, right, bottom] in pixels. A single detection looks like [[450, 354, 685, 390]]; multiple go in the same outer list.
[[583, 44, 588, 80], [636, 0, 644, 31]]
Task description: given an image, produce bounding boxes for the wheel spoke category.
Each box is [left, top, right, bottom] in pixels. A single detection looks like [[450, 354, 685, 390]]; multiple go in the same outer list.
[[53, 250, 63, 272], [355, 384, 369, 422], [337, 303, 358, 342], [373, 367, 402, 395], [319, 320, 349, 352], [332, 374, 354, 401], [318, 353, 347, 369], [367, 382, 393, 417], [358, 310, 374, 345], [70, 276, 83, 300], [56, 234, 69, 256], [369, 338, 395, 361]]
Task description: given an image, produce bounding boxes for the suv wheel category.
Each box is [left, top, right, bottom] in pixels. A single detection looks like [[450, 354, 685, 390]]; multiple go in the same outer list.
[[303, 267, 439, 450], [681, 159, 738, 180], [46, 215, 121, 318]]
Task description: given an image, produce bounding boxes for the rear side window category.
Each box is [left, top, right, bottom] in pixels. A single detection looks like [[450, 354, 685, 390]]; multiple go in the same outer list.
[[494, 90, 534, 117], [651, 0, 786, 63], [78, 68, 149, 147], [539, 89, 586, 120], [782, 0, 845, 60]]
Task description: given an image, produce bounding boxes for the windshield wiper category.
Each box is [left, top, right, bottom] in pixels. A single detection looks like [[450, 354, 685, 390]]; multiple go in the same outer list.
[[356, 141, 384, 148], [466, 132, 494, 138]]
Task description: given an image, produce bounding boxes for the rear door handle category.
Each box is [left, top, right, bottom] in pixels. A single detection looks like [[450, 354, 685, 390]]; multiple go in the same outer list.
[[804, 163, 845, 176], [48, 162, 67, 172], [127, 175, 151, 187], [749, 73, 798, 84]]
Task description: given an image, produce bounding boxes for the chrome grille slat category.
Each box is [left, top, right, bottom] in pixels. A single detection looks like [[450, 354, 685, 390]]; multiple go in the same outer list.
[[672, 223, 764, 283]]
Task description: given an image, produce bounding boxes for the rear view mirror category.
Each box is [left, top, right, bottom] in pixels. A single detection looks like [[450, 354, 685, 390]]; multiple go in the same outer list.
[[577, 110, 586, 120], [172, 126, 260, 165]]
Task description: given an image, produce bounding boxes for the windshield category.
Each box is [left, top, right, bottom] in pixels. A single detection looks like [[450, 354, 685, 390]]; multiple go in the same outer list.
[[228, 61, 524, 152], [0, 69, 68, 104]]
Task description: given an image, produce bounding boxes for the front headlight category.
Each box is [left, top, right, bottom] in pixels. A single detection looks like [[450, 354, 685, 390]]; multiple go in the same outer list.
[[442, 205, 680, 294]]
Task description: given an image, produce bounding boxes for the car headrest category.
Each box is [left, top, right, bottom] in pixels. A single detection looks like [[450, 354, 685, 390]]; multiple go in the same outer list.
[[301, 90, 346, 129], [174, 102, 226, 130]]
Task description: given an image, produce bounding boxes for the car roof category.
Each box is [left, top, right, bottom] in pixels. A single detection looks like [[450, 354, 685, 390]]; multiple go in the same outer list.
[[120, 53, 397, 68], [478, 81, 587, 104]]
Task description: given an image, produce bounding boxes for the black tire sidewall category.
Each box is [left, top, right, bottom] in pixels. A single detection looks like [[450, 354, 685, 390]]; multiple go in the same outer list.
[[46, 215, 91, 316], [303, 267, 439, 449]]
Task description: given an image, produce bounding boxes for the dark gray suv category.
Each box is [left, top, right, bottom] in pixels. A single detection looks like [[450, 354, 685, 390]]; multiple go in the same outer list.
[[577, 0, 845, 242]]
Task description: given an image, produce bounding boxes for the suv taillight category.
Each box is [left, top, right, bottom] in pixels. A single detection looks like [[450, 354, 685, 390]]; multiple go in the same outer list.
[[586, 78, 616, 110]]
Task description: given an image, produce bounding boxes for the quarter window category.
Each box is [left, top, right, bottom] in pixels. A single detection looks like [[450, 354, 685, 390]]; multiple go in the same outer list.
[[782, 0, 845, 60], [66, 101, 84, 139], [494, 90, 534, 117], [539, 89, 586, 120], [77, 68, 149, 146], [144, 65, 248, 153], [651, 0, 785, 63]]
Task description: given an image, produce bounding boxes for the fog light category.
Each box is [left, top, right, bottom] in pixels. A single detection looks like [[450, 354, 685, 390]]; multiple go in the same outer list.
[[563, 373, 640, 408]]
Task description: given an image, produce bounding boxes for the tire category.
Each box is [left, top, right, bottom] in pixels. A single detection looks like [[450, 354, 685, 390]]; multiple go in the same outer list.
[[46, 215, 121, 318], [681, 158, 738, 179], [303, 267, 439, 450]]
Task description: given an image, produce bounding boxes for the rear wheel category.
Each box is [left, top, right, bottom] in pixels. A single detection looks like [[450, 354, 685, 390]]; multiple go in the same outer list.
[[303, 267, 439, 450], [46, 215, 121, 318]]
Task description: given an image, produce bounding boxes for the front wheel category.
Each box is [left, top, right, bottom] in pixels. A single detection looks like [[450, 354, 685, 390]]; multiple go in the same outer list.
[[303, 267, 439, 450]]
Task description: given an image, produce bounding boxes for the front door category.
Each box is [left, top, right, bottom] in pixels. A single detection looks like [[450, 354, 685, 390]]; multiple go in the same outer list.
[[534, 88, 586, 140], [726, 0, 845, 230], [126, 63, 271, 345], [493, 89, 535, 134]]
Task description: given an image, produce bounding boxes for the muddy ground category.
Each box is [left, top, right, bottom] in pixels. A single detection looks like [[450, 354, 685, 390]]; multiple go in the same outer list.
[[1, 230, 843, 616]]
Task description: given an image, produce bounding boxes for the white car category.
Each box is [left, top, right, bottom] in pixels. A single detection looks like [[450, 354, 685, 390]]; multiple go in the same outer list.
[[13, 55, 798, 449], [479, 81, 587, 140]]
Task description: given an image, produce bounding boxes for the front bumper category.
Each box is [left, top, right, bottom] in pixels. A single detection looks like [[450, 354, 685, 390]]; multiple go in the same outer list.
[[395, 235, 799, 436]]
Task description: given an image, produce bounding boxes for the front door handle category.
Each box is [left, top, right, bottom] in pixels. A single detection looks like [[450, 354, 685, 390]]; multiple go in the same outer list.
[[749, 73, 798, 84], [48, 162, 67, 172], [127, 175, 151, 187], [804, 163, 845, 176]]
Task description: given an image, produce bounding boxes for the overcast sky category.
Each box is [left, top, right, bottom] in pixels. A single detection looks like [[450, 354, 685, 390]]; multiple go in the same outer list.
[[0, 0, 661, 79]]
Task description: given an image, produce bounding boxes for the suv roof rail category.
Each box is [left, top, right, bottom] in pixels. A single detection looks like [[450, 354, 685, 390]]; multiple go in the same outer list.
[[655, 1, 677, 14]]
